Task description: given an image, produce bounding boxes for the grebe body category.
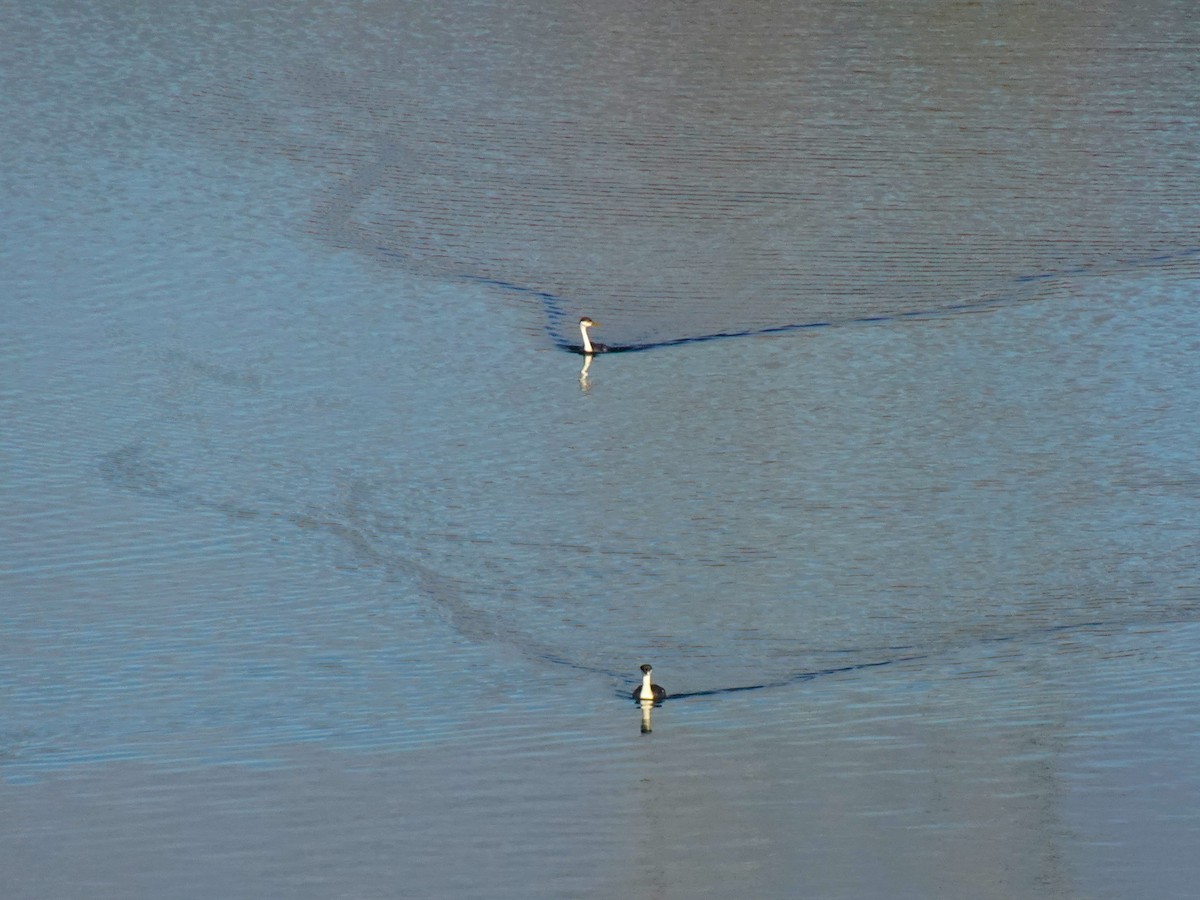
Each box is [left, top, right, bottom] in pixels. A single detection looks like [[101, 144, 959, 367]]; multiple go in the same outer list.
[[632, 663, 666, 701]]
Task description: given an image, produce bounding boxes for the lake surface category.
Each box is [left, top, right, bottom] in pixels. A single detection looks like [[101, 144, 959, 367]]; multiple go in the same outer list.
[[3, 1, 1199, 897]]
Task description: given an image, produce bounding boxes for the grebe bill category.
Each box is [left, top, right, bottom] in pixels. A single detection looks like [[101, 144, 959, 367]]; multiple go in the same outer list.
[[579, 316, 609, 354], [632, 663, 666, 701]]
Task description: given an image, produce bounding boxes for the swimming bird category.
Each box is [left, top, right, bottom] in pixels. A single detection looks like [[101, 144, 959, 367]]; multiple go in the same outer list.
[[632, 663, 666, 701], [579, 316, 608, 354]]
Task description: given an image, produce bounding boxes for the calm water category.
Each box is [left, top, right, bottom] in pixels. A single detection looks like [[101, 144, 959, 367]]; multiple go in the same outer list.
[[3, 1, 1199, 897]]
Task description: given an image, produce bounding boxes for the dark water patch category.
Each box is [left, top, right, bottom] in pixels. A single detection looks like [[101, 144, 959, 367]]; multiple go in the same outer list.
[[93, 434, 1200, 705], [99, 442, 189, 501], [165, 0, 1200, 350]]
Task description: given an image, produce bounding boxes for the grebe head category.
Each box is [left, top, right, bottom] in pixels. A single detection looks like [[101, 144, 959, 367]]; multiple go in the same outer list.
[[580, 316, 598, 328], [640, 663, 653, 675]]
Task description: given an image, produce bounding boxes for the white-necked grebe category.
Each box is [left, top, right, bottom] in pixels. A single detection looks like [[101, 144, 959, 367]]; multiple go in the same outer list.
[[632, 663, 666, 701], [579, 316, 608, 354]]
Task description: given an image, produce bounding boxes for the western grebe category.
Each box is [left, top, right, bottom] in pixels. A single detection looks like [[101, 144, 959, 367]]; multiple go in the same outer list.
[[579, 316, 608, 354], [632, 663, 666, 701]]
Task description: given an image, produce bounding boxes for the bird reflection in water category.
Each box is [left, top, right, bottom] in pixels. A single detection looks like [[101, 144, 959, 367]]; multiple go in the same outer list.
[[639, 699, 655, 733], [579, 352, 593, 391]]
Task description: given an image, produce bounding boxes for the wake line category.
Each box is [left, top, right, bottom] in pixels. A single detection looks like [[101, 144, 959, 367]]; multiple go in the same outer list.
[[613, 616, 1197, 702], [645, 654, 928, 702], [451, 245, 1200, 355]]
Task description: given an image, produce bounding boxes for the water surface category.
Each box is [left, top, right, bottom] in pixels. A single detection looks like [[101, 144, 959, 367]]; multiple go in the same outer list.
[[3, 1, 1199, 897]]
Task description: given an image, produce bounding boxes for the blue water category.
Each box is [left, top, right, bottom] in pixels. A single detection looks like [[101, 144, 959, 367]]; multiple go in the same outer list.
[[3, 1, 1199, 897]]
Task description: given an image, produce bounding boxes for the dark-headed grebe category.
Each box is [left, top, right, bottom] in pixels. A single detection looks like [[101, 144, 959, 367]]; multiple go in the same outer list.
[[632, 663, 666, 701], [579, 317, 609, 354]]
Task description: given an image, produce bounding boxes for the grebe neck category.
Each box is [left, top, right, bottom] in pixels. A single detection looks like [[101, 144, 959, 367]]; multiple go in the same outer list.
[[639, 669, 655, 700], [580, 321, 594, 354]]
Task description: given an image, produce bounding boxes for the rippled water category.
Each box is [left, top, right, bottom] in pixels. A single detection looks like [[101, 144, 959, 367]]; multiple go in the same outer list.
[[3, 1, 1199, 897], [194, 0, 1200, 346]]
